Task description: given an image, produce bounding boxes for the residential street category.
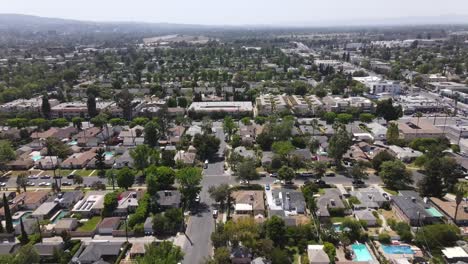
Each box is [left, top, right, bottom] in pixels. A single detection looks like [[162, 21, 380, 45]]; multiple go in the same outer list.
[[182, 124, 233, 264]]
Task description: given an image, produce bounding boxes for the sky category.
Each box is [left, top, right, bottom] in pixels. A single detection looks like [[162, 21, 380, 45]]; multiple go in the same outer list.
[[0, 0, 467, 26]]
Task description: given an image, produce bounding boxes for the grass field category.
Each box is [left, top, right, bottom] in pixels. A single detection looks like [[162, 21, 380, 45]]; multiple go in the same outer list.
[[77, 216, 102, 232]]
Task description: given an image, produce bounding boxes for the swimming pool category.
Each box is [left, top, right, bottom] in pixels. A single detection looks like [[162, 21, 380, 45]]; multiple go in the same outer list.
[[104, 151, 114, 160], [333, 223, 342, 232], [32, 155, 42, 161], [352, 244, 373, 262], [382, 245, 414, 254], [51, 210, 69, 224], [426, 207, 444, 218], [12, 211, 32, 225], [67, 140, 78, 146]]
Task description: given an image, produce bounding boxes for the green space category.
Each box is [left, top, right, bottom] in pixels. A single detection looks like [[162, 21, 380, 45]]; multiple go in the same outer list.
[[77, 216, 102, 232]]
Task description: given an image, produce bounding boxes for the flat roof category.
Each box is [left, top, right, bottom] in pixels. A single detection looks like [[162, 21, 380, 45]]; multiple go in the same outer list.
[[32, 202, 58, 216]]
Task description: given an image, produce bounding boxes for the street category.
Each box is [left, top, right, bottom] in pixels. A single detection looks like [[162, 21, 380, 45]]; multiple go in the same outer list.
[[182, 124, 232, 264]]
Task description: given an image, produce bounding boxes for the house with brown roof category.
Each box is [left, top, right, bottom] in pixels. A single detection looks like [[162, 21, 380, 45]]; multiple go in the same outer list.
[[97, 217, 121, 235], [231, 190, 265, 219], [73, 127, 102, 147], [10, 191, 49, 211], [167, 125, 186, 144], [61, 149, 96, 169], [430, 197, 468, 226]]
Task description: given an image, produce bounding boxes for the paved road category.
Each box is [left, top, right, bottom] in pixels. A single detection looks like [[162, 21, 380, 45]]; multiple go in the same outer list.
[[183, 125, 232, 264]]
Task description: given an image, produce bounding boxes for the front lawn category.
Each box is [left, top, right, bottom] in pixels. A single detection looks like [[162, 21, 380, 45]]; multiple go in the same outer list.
[[382, 187, 398, 195], [77, 216, 102, 232]]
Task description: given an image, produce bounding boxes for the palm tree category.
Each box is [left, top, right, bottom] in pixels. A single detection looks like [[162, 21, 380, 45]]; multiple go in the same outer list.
[[16, 173, 27, 193], [443, 108, 452, 134], [415, 112, 423, 127], [454, 183, 467, 224]]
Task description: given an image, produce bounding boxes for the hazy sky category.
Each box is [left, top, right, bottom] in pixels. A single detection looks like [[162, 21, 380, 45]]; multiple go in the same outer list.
[[0, 0, 467, 25]]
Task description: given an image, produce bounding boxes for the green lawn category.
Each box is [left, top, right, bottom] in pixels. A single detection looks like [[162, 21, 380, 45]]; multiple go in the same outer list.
[[382, 187, 398, 195], [330, 216, 347, 223], [77, 216, 102, 232], [318, 188, 326, 195]]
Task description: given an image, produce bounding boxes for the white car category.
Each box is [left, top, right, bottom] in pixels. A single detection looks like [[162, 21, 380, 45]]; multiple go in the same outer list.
[[273, 180, 281, 184], [26, 182, 35, 186], [0, 182, 6, 187], [239, 180, 249, 185], [38, 182, 47, 186], [28, 175, 38, 179]]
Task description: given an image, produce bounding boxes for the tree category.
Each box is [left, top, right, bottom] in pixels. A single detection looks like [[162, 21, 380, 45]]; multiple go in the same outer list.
[[116, 89, 135, 120], [336, 113, 353, 124], [144, 121, 161, 147], [380, 160, 413, 190], [415, 224, 460, 251], [72, 117, 84, 130], [265, 216, 286, 248], [328, 124, 352, 166], [359, 113, 375, 123], [16, 173, 27, 193], [386, 122, 400, 145], [237, 158, 259, 181], [272, 141, 294, 160], [41, 94, 51, 119], [376, 99, 402, 123], [136, 241, 183, 264], [193, 133, 220, 161], [18, 218, 29, 244], [14, 244, 40, 264], [110, 118, 126, 126], [45, 137, 71, 159], [95, 148, 106, 178], [90, 113, 108, 128], [176, 168, 203, 207], [211, 247, 231, 264], [323, 242, 336, 263], [223, 116, 237, 141], [454, 183, 468, 224], [130, 144, 153, 175], [312, 161, 328, 179], [146, 166, 175, 194], [208, 184, 231, 211], [102, 192, 119, 217], [51, 118, 68, 128], [349, 164, 368, 181], [3, 193, 13, 233], [270, 248, 291, 264], [0, 140, 15, 173], [323, 112, 337, 124], [87, 94, 98, 118], [372, 151, 395, 171], [117, 167, 135, 190], [74, 174, 84, 185], [277, 166, 295, 183]]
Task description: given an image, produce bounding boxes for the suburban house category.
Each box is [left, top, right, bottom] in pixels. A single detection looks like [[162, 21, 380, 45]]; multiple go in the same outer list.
[[316, 189, 347, 222], [77, 242, 124, 264], [156, 190, 182, 209], [350, 188, 387, 209], [16, 191, 49, 210], [231, 190, 266, 220], [97, 217, 121, 235], [115, 190, 144, 215], [269, 189, 306, 224], [34, 242, 64, 260], [307, 245, 330, 264], [430, 197, 468, 226], [174, 150, 196, 165], [114, 149, 134, 169], [31, 202, 60, 220], [61, 149, 96, 169], [354, 209, 378, 226], [392, 191, 443, 226], [54, 218, 78, 233], [72, 191, 109, 216], [442, 247, 468, 263], [56, 191, 84, 209], [233, 146, 256, 160]]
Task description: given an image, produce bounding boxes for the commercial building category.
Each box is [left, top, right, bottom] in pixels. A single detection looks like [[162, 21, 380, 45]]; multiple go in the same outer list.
[[353, 76, 401, 95], [0, 96, 59, 113], [323, 96, 374, 113], [398, 95, 445, 114], [188, 101, 253, 116], [51, 101, 116, 119], [396, 118, 445, 140]]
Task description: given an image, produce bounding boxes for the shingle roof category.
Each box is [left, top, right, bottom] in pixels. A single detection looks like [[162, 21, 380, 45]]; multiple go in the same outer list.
[[78, 242, 123, 263]]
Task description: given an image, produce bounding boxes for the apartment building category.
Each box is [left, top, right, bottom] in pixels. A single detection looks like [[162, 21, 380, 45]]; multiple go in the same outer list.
[[255, 94, 288, 115], [323, 96, 374, 113], [287, 95, 323, 116], [51, 101, 116, 119]]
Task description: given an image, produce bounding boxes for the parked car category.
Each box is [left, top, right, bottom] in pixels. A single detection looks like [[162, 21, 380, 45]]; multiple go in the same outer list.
[[26, 181, 35, 186], [212, 209, 218, 219], [352, 179, 365, 187], [265, 184, 270, 190], [40, 175, 51, 179], [195, 194, 200, 203], [28, 175, 38, 179], [325, 172, 335, 177], [239, 180, 249, 185], [204, 160, 209, 169], [62, 182, 72, 186], [0, 182, 6, 187], [67, 174, 75, 179], [270, 173, 278, 178]]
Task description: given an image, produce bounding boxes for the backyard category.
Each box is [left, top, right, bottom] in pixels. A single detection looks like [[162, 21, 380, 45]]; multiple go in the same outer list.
[[77, 216, 102, 232]]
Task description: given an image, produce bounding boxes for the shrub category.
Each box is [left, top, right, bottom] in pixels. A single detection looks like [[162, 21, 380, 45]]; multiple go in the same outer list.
[[378, 233, 391, 244], [128, 194, 149, 228]]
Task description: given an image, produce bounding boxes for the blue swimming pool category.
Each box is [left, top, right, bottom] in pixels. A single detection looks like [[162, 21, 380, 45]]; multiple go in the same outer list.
[[12, 211, 32, 225], [382, 245, 414, 254], [352, 244, 373, 262], [333, 223, 342, 232], [51, 210, 69, 224]]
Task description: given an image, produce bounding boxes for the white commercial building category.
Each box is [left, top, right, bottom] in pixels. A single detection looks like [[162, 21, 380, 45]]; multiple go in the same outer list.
[[0, 96, 59, 113], [353, 76, 401, 95], [188, 101, 253, 115]]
